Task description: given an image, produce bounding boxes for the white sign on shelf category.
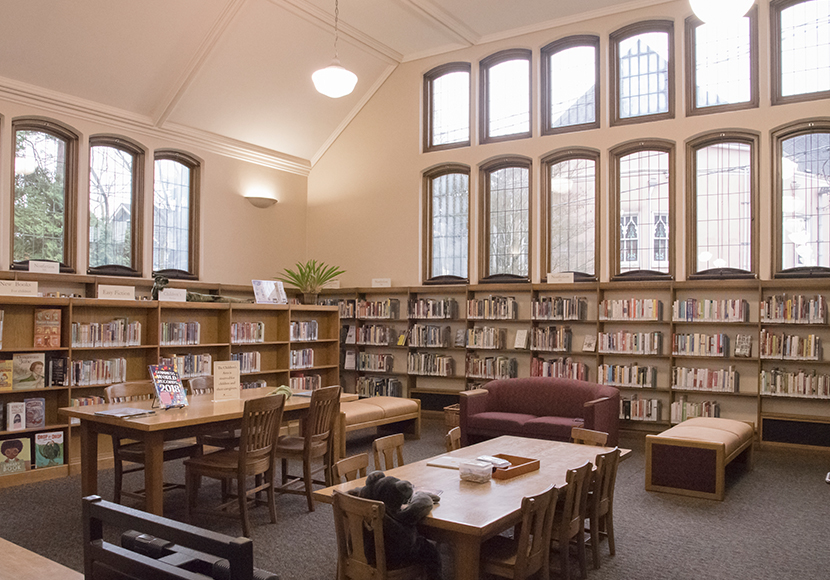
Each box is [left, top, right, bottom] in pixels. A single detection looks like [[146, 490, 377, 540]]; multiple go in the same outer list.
[[213, 361, 241, 402], [98, 285, 135, 300], [322, 279, 341, 289], [0, 280, 38, 297], [371, 278, 392, 288], [28, 261, 60, 274], [547, 272, 575, 284], [159, 288, 187, 302]]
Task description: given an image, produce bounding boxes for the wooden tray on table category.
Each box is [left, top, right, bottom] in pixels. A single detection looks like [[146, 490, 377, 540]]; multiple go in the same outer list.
[[491, 454, 540, 480]]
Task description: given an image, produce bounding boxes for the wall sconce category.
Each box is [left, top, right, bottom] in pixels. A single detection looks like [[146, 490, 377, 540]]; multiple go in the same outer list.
[[244, 194, 278, 208]]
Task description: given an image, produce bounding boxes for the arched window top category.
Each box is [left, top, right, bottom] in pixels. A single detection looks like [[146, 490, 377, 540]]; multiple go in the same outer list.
[[479, 49, 532, 144], [771, 0, 830, 105], [424, 63, 471, 152], [153, 150, 200, 280], [541, 36, 600, 135]]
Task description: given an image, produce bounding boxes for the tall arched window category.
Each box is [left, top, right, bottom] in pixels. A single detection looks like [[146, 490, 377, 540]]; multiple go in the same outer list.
[[480, 156, 531, 280], [423, 164, 470, 283], [542, 36, 600, 135], [772, 0, 830, 105], [153, 150, 200, 279], [480, 49, 532, 144], [423, 63, 470, 152]]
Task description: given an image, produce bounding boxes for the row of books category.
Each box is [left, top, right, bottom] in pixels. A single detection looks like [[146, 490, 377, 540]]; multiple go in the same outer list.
[[71, 319, 141, 347], [241, 379, 268, 390], [0, 432, 65, 476], [760, 294, 827, 324], [356, 352, 394, 372], [356, 377, 403, 397], [598, 331, 663, 355], [407, 352, 454, 377], [4, 398, 45, 431], [672, 333, 730, 357], [529, 326, 571, 352], [290, 348, 314, 369], [231, 321, 265, 344], [231, 351, 261, 373], [467, 296, 518, 320], [620, 396, 661, 421], [600, 298, 663, 321], [672, 365, 739, 392], [672, 298, 749, 322], [289, 320, 318, 341], [356, 299, 400, 320], [670, 397, 720, 424], [598, 363, 657, 388], [70, 357, 128, 386], [760, 369, 830, 398], [289, 373, 322, 391], [530, 356, 588, 380], [160, 321, 201, 345], [531, 296, 587, 321], [408, 324, 450, 348], [759, 330, 821, 360], [465, 355, 517, 380], [159, 353, 212, 379], [345, 324, 400, 346], [408, 298, 458, 320], [466, 327, 507, 350]]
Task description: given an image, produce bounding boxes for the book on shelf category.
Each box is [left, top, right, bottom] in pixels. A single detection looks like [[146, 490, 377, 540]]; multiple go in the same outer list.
[[397, 332, 407, 347], [454, 329, 466, 348], [33, 308, 61, 348], [345, 325, 356, 345], [148, 364, 188, 409], [6, 402, 26, 431], [734, 334, 752, 358], [48, 357, 68, 387], [34, 431, 64, 468], [582, 334, 597, 353], [12, 353, 45, 390], [24, 398, 45, 429], [344, 350, 356, 370], [0, 360, 13, 391], [0, 309, 3, 349], [251, 279, 288, 304], [0, 437, 31, 475], [514, 329, 529, 350]]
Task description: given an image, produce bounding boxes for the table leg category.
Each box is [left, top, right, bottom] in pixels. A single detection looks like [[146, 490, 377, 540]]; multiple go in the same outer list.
[[79, 421, 99, 497], [450, 534, 481, 580], [143, 432, 165, 515]]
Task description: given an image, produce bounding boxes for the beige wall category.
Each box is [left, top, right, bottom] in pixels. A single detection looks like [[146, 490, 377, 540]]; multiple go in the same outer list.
[[308, 0, 827, 286]]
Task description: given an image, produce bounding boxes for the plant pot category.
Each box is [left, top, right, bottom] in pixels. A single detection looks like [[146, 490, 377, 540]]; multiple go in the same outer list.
[[302, 292, 319, 305]]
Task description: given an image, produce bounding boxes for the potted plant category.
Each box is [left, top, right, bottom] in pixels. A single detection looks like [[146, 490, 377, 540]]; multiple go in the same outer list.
[[276, 260, 345, 305]]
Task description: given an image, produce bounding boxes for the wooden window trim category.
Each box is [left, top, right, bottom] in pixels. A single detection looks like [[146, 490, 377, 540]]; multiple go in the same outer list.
[[540, 147, 600, 281], [153, 149, 200, 280], [10, 117, 79, 273], [609, 139, 676, 281], [88, 134, 146, 277], [478, 155, 533, 281], [610, 20, 675, 127], [686, 130, 760, 280], [479, 49, 533, 145], [685, 8, 759, 117], [422, 162, 471, 284], [423, 62, 472, 153], [771, 0, 830, 106], [541, 35, 601, 136]]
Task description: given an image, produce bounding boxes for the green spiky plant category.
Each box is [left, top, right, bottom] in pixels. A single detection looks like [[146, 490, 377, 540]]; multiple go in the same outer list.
[[276, 260, 345, 298]]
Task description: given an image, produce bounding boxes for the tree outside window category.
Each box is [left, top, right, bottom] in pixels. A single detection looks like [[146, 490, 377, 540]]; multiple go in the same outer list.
[[153, 154, 198, 277]]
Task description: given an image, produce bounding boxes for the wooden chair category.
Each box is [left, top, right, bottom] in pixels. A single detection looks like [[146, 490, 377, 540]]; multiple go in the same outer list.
[[188, 376, 241, 450], [550, 461, 592, 580], [445, 426, 461, 452], [331, 490, 426, 580], [274, 385, 342, 511], [104, 381, 202, 505], [187, 375, 214, 395], [333, 453, 369, 483], [479, 484, 559, 580], [184, 393, 286, 537], [587, 447, 621, 569], [373, 433, 405, 471], [571, 427, 608, 447]]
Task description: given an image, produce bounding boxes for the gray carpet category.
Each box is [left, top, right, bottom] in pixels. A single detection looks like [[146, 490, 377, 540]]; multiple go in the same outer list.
[[1, 418, 829, 580]]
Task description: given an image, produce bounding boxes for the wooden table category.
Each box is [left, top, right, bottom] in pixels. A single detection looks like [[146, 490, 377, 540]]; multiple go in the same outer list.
[[314, 435, 630, 580], [60, 389, 357, 516], [0, 537, 84, 580]]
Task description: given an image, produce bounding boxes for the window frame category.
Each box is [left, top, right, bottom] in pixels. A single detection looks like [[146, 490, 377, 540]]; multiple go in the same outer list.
[[10, 117, 79, 273], [685, 130, 760, 280], [152, 149, 200, 280], [609, 138, 675, 281], [771, 0, 830, 106], [685, 8, 759, 117], [87, 134, 146, 277], [610, 20, 675, 127], [479, 155, 533, 282], [541, 35, 601, 135], [422, 163, 471, 284], [771, 118, 830, 278], [423, 62, 472, 153], [540, 147, 600, 281], [479, 49, 533, 145]]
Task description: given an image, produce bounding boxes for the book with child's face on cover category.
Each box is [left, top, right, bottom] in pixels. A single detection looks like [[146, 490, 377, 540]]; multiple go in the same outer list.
[[148, 364, 188, 409]]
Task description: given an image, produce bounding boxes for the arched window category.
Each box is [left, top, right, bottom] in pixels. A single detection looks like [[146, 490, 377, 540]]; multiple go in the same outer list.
[[153, 150, 200, 279], [423, 164, 470, 283], [541, 36, 600, 135], [423, 63, 470, 152], [479, 49, 532, 143], [772, 0, 830, 105]]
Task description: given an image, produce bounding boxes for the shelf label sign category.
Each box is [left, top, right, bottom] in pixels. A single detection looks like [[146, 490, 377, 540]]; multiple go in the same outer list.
[[28, 260, 60, 274], [213, 361, 241, 402], [98, 285, 135, 300], [159, 288, 187, 302], [322, 279, 341, 289], [547, 272, 574, 284], [372, 278, 392, 288], [0, 280, 38, 297]]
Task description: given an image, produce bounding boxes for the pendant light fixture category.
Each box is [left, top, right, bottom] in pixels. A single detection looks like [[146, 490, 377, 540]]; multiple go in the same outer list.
[[312, 0, 357, 98], [690, 0, 754, 24]]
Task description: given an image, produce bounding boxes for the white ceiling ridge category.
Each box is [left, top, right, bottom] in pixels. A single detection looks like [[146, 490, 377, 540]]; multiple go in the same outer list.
[[403, 0, 480, 46], [0, 75, 310, 176], [272, 0, 402, 64], [152, 0, 249, 127], [310, 62, 398, 167]]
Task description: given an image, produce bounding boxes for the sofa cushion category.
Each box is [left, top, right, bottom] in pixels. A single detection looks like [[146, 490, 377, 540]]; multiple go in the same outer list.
[[523, 415, 584, 441], [484, 377, 608, 418], [467, 412, 537, 433]]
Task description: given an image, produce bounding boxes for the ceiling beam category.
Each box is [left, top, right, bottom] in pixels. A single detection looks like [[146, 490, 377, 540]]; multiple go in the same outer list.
[[403, 0, 479, 46]]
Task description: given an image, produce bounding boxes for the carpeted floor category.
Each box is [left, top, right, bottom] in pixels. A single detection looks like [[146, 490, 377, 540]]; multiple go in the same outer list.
[[1, 417, 830, 579]]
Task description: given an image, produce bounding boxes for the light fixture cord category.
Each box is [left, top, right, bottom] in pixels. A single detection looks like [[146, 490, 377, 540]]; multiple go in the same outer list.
[[333, 0, 340, 61]]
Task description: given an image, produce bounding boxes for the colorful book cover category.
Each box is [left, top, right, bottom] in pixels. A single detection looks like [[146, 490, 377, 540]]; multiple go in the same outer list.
[[34, 431, 64, 468], [48, 357, 67, 387], [12, 353, 46, 390], [148, 364, 188, 409], [6, 402, 26, 431], [24, 398, 46, 429], [33, 308, 61, 348], [0, 437, 31, 475], [0, 360, 13, 391]]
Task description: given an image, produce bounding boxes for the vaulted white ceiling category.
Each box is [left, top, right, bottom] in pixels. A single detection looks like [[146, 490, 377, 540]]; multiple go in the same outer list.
[[0, 0, 654, 173]]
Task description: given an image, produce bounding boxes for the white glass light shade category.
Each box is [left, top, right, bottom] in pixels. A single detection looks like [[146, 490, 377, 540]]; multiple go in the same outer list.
[[312, 62, 357, 98], [690, 0, 754, 24]]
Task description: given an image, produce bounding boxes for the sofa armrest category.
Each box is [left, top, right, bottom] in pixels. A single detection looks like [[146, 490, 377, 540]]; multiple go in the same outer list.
[[583, 395, 620, 446], [584, 396, 611, 409], [459, 389, 490, 446]]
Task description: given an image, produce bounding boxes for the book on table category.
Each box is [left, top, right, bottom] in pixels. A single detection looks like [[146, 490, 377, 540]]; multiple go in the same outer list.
[[148, 364, 188, 409], [94, 407, 156, 419]]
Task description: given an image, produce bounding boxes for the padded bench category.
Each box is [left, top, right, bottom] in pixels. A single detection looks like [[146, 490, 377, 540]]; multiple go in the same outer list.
[[337, 396, 421, 457], [646, 417, 754, 501]]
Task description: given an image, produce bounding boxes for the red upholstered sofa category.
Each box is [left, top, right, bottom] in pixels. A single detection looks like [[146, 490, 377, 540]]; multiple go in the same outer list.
[[459, 377, 620, 446]]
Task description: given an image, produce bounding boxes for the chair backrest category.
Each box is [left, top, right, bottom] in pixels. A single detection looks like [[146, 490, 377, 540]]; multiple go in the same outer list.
[[238, 394, 286, 470], [373, 433, 405, 471], [571, 427, 608, 447], [592, 447, 621, 518], [557, 461, 593, 542], [333, 453, 369, 483], [445, 427, 461, 452], [332, 490, 389, 578], [105, 381, 156, 404], [511, 484, 559, 578], [304, 385, 342, 449], [187, 375, 214, 395]]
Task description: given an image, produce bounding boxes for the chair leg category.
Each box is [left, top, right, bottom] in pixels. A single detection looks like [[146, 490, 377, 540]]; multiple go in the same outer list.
[[267, 469, 277, 524], [186, 468, 197, 516], [576, 526, 588, 580], [113, 459, 123, 504], [281, 458, 289, 485], [590, 513, 601, 569], [239, 477, 251, 538], [606, 511, 616, 556], [559, 537, 570, 580], [303, 458, 315, 512]]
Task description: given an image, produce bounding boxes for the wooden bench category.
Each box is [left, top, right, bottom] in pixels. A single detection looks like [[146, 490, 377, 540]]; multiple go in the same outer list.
[[645, 417, 754, 501], [337, 397, 421, 458]]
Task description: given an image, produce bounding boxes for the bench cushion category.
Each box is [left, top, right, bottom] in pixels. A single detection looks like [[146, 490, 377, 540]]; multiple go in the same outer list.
[[655, 417, 754, 457], [341, 402, 385, 424], [357, 396, 419, 418]]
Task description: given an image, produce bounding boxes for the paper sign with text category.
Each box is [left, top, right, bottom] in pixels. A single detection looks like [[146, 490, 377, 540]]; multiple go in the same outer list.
[[28, 261, 60, 274], [546, 272, 575, 284], [213, 361, 241, 401], [98, 285, 135, 300], [371, 278, 391, 288], [0, 280, 38, 297], [159, 288, 187, 302]]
